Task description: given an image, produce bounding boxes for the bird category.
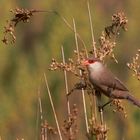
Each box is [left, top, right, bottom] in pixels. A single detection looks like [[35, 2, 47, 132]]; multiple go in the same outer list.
[[82, 57, 140, 108]]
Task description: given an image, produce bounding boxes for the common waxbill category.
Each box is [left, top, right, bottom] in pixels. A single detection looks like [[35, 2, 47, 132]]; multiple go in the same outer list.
[[83, 57, 140, 108]]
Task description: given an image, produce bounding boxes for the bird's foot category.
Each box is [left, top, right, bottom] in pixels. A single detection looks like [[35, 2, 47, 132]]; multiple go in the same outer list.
[[98, 99, 113, 112], [98, 105, 104, 112]]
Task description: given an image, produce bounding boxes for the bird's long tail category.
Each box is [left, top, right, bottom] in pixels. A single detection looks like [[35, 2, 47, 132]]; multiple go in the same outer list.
[[126, 93, 140, 108], [112, 90, 140, 108]]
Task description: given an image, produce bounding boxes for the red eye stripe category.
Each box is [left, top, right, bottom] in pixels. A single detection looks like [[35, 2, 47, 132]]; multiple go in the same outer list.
[[82, 59, 96, 66], [88, 59, 95, 63]]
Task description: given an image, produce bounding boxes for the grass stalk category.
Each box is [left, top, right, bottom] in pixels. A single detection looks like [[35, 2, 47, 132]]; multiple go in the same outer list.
[[99, 109, 104, 125], [44, 73, 63, 140], [87, 2, 106, 128], [38, 86, 43, 121], [87, 1, 97, 57], [36, 84, 44, 140], [73, 18, 89, 133], [61, 46, 72, 135], [87, 1, 98, 122], [61, 46, 71, 115]]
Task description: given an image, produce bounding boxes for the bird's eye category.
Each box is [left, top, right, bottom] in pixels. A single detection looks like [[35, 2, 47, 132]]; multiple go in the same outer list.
[[88, 60, 94, 63]]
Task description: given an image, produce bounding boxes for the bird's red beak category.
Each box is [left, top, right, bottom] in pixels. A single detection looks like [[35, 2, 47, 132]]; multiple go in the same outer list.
[[82, 60, 89, 66]]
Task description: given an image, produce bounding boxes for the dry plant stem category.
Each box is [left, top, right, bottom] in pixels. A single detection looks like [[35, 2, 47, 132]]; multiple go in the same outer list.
[[99, 109, 104, 125], [87, 2, 101, 127], [127, 49, 140, 80], [93, 92, 97, 123], [87, 1, 98, 123], [38, 86, 43, 121], [89, 92, 97, 124], [98, 101, 105, 138], [41, 131, 45, 140], [58, 14, 88, 55], [38, 10, 87, 52], [61, 46, 71, 115], [36, 86, 44, 140], [3, 8, 87, 49], [87, 2, 105, 135], [44, 128, 47, 140], [61, 46, 72, 135], [87, 1, 97, 57], [73, 18, 89, 133], [44, 73, 63, 140]]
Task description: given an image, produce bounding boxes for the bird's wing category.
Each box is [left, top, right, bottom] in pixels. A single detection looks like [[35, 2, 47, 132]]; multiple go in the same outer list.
[[99, 68, 129, 91], [114, 77, 129, 91]]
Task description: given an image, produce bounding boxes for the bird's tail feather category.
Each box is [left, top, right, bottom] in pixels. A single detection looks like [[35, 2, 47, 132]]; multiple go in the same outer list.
[[126, 94, 140, 108]]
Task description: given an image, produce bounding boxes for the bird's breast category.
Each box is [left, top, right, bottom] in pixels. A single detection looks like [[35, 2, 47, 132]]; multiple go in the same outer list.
[[89, 71, 103, 86]]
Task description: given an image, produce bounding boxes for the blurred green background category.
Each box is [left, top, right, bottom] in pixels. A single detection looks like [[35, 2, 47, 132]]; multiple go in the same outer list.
[[0, 0, 140, 139]]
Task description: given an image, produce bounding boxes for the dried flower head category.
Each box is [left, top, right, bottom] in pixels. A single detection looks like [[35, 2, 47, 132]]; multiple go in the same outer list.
[[41, 120, 57, 139], [10, 8, 36, 26], [2, 21, 16, 44], [88, 117, 108, 140], [90, 12, 128, 63], [110, 99, 127, 118], [97, 31, 117, 62], [112, 12, 128, 31], [49, 49, 87, 78], [127, 49, 140, 80], [105, 12, 128, 39], [62, 104, 78, 140], [2, 8, 38, 45], [49, 58, 80, 77]]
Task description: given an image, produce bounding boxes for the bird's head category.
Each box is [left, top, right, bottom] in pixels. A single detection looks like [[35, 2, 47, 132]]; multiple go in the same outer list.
[[82, 57, 101, 66], [82, 57, 103, 72]]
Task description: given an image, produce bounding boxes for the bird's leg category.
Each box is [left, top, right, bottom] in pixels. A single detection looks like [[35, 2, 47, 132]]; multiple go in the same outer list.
[[98, 99, 113, 111], [95, 90, 110, 111], [97, 85, 116, 111], [95, 90, 103, 112], [97, 85, 116, 110], [95, 89, 114, 111], [101, 99, 113, 108]]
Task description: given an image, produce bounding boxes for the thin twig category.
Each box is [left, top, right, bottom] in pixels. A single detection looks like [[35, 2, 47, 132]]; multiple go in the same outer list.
[[44, 73, 63, 140], [92, 91, 97, 123], [88, 92, 97, 124], [41, 127, 45, 140], [61, 46, 72, 135], [44, 126, 47, 140], [61, 46, 71, 115], [37, 10, 87, 51], [73, 18, 89, 133], [99, 109, 104, 125], [88, 2, 105, 127], [87, 2, 98, 123], [38, 86, 43, 121], [87, 1, 97, 58], [99, 108, 105, 140], [58, 13, 87, 51], [36, 83, 44, 140]]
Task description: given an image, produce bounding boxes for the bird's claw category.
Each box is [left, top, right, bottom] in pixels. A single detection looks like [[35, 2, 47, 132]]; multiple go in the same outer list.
[[98, 105, 104, 112]]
